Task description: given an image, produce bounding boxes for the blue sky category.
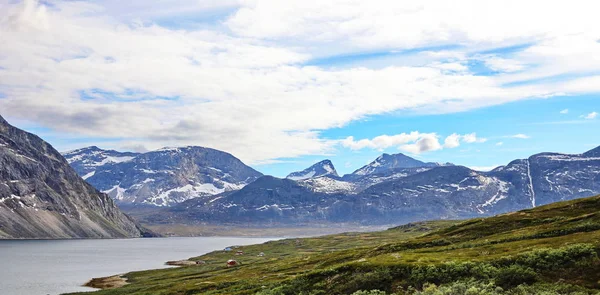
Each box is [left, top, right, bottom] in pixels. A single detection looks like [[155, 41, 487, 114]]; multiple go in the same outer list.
[[1, 0, 600, 177], [256, 94, 600, 176]]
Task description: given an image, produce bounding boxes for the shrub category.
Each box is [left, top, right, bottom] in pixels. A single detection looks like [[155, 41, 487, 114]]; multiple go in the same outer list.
[[494, 265, 537, 289]]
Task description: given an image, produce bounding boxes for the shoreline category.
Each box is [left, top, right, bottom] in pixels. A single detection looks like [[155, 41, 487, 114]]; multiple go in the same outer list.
[[84, 275, 128, 290]]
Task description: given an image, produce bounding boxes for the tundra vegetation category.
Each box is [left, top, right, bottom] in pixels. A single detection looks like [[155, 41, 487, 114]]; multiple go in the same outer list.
[[72, 195, 600, 295]]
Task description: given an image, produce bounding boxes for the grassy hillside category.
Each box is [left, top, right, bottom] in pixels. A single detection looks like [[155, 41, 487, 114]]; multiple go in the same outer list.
[[71, 195, 600, 295]]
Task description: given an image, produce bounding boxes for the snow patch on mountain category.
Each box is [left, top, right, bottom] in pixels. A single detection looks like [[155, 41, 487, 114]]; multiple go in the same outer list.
[[299, 176, 357, 194], [82, 171, 95, 180]]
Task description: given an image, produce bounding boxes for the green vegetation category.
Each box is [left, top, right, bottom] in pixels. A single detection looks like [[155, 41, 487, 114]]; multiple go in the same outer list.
[[71, 195, 600, 295]]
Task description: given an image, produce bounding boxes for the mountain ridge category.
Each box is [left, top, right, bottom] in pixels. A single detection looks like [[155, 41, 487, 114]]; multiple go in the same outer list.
[[135, 145, 600, 226]]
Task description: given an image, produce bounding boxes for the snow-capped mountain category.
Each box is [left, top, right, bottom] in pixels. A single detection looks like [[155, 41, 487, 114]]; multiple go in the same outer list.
[[286, 159, 338, 180], [63, 146, 140, 180], [291, 154, 443, 195], [349, 153, 450, 177], [0, 115, 146, 239], [80, 146, 263, 207], [144, 146, 600, 226]]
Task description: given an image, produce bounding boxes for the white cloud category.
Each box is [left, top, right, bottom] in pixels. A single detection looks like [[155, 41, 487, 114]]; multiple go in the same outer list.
[[226, 0, 600, 50], [1, 0, 600, 164], [343, 132, 485, 154], [581, 112, 598, 119], [443, 133, 461, 148], [443, 133, 486, 148], [482, 56, 525, 73], [496, 142, 504, 146], [342, 132, 431, 151], [461, 133, 487, 143], [509, 134, 531, 139], [560, 109, 569, 114], [399, 134, 442, 154]]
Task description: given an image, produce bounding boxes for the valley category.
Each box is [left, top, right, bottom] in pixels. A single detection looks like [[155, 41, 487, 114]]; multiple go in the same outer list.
[[69, 194, 600, 295]]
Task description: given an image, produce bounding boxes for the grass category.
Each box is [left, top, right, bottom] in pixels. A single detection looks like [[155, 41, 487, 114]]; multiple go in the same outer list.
[[69, 195, 600, 295]]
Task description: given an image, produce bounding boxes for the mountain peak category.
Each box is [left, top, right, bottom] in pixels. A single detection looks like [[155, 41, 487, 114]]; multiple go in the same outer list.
[[63, 145, 102, 155], [286, 159, 339, 181], [352, 152, 442, 176]]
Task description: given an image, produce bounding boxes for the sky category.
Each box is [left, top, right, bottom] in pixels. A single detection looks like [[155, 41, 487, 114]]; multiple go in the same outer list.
[[0, 0, 599, 177]]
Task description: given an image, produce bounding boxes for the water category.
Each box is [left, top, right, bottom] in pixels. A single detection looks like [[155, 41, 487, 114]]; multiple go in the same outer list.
[[0, 237, 273, 295]]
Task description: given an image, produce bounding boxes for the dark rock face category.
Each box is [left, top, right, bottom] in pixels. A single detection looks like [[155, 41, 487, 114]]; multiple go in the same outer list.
[[80, 147, 263, 207], [145, 147, 600, 226], [286, 159, 338, 180], [0, 115, 146, 239], [156, 176, 349, 225]]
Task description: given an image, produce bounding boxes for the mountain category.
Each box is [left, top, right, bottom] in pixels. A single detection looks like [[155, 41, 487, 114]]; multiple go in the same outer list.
[[82, 146, 263, 207], [63, 146, 139, 179], [349, 153, 449, 177], [140, 146, 600, 226], [0, 115, 147, 239], [148, 175, 349, 225], [286, 159, 338, 180]]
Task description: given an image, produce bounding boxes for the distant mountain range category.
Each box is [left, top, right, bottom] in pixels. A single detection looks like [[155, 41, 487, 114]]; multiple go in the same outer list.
[[133, 147, 600, 226], [0, 115, 149, 239], [64, 146, 262, 207], [63, 142, 600, 227]]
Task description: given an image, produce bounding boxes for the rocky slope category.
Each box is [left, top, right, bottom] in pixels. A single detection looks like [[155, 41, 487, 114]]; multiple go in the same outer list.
[[145, 147, 600, 226], [82, 146, 262, 207], [0, 115, 147, 239]]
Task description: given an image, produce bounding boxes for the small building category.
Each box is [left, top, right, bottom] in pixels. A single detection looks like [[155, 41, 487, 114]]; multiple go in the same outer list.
[[235, 250, 244, 255], [226, 259, 239, 267], [196, 260, 206, 265], [224, 247, 233, 251]]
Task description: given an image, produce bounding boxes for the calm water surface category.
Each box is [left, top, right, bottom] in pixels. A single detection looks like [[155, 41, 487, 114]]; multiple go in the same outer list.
[[0, 237, 274, 295]]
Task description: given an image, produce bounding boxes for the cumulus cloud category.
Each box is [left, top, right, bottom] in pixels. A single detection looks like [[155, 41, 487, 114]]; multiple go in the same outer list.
[[1, 0, 600, 163], [399, 134, 443, 154], [560, 109, 569, 114], [496, 142, 504, 146], [443, 134, 461, 148], [443, 133, 486, 148], [342, 132, 430, 151], [462, 133, 487, 143], [343, 132, 485, 154], [581, 112, 598, 119]]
